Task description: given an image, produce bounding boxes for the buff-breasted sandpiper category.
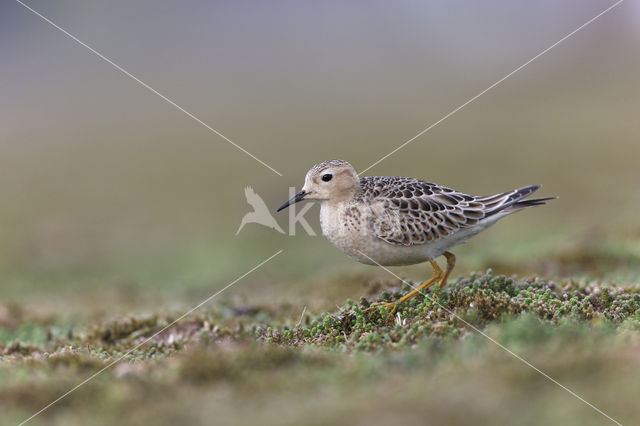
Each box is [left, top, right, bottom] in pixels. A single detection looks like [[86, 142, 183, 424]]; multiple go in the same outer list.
[[277, 159, 554, 313]]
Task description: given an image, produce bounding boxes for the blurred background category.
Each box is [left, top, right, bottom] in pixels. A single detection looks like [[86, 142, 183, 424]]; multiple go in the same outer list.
[[1, 0, 639, 314]]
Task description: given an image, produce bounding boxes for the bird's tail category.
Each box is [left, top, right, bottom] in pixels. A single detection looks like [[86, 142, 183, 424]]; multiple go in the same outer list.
[[481, 185, 556, 217]]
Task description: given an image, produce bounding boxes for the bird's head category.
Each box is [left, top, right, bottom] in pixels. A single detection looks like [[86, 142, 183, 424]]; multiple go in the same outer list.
[[277, 160, 359, 212]]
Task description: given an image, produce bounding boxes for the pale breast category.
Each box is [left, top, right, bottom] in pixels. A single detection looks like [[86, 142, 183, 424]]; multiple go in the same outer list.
[[319, 201, 363, 256], [319, 200, 437, 266]]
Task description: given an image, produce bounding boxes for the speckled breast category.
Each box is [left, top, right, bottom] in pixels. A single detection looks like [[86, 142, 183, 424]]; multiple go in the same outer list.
[[318, 201, 433, 266]]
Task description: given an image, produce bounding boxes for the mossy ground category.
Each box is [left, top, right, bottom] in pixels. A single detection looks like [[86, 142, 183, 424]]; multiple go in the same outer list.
[[1, 271, 639, 426]]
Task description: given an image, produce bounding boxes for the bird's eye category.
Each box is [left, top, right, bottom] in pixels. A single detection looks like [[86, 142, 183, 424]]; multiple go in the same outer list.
[[321, 173, 333, 182]]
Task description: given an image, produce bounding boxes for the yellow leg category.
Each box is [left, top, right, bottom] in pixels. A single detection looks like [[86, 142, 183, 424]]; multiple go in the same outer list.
[[396, 259, 442, 304], [365, 258, 443, 315], [439, 251, 456, 291]]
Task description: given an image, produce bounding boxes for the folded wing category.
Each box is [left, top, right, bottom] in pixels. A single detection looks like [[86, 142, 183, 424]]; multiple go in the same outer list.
[[360, 177, 550, 246]]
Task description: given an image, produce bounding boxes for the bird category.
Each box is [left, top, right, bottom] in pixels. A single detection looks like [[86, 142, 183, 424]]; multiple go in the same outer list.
[[276, 159, 554, 313], [237, 186, 285, 235]]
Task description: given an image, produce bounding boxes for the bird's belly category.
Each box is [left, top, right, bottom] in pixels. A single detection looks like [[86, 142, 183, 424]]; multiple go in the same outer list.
[[319, 207, 433, 266], [320, 203, 481, 265], [325, 231, 439, 266]]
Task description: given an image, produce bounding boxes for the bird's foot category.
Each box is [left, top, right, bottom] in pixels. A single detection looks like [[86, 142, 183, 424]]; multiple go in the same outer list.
[[363, 301, 398, 316]]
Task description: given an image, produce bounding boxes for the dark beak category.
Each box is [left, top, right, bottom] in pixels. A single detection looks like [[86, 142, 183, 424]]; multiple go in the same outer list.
[[277, 190, 307, 212]]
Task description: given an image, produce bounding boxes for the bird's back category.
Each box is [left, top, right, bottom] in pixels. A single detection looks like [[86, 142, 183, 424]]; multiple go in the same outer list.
[[355, 176, 552, 247]]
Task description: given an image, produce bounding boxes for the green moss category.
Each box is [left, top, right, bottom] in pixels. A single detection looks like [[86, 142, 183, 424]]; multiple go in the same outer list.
[[1, 271, 639, 425], [251, 271, 640, 351], [0, 322, 49, 345], [88, 315, 164, 344]]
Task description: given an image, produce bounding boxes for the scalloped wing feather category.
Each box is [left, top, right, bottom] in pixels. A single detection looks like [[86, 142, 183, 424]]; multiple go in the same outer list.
[[359, 177, 540, 246]]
